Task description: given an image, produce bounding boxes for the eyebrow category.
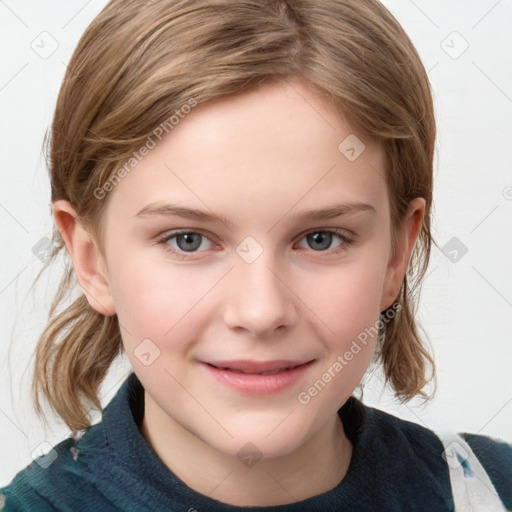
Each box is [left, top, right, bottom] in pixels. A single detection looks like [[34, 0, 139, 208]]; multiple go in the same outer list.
[[135, 201, 376, 227]]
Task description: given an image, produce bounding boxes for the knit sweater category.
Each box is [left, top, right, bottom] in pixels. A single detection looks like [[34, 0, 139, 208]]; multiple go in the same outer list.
[[1, 372, 511, 511]]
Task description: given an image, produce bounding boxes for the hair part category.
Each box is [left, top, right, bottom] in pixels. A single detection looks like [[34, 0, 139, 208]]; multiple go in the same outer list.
[[33, 0, 436, 433]]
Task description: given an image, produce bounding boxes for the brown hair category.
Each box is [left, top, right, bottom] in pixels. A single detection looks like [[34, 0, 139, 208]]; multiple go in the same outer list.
[[33, 0, 436, 433]]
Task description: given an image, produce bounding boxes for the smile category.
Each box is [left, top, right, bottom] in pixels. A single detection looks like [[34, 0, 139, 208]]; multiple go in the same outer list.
[[201, 359, 315, 395]]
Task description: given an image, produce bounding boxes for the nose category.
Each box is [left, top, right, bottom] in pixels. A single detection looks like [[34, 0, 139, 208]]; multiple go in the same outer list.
[[222, 251, 299, 338]]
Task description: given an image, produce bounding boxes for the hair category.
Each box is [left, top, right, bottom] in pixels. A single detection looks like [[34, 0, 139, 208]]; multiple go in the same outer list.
[[32, 0, 436, 433]]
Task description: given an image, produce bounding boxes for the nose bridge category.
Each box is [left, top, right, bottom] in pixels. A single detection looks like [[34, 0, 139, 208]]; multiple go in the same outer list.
[[223, 239, 297, 336]]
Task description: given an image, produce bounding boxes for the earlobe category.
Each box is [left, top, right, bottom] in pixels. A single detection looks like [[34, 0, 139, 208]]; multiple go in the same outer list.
[[380, 198, 426, 311], [52, 199, 116, 316]]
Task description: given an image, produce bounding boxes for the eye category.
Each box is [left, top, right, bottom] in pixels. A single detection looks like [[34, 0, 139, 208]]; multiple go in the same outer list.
[[296, 229, 352, 253], [158, 228, 353, 260], [158, 230, 214, 256]]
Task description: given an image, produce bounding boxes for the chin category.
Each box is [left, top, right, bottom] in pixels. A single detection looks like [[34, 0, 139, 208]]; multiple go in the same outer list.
[[205, 425, 308, 463]]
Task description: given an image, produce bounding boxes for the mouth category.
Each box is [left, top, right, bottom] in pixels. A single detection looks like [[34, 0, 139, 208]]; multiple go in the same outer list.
[[204, 359, 313, 375], [201, 359, 315, 395]]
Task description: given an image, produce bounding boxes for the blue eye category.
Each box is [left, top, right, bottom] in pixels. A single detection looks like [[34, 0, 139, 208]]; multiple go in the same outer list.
[[300, 230, 347, 252], [159, 231, 213, 254], [309, 232, 331, 250], [173, 232, 203, 252], [157, 228, 352, 259]]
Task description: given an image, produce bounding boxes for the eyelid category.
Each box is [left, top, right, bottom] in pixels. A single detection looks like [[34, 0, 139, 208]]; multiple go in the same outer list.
[[158, 229, 218, 250], [294, 226, 354, 242]]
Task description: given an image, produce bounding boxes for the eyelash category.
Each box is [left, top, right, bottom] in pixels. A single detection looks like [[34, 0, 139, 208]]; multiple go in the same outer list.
[[157, 229, 354, 260]]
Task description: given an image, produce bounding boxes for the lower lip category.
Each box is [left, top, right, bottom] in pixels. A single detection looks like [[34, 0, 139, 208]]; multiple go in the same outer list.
[[202, 361, 314, 396]]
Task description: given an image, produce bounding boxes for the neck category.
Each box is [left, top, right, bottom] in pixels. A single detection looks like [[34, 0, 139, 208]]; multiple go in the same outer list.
[[140, 392, 352, 507]]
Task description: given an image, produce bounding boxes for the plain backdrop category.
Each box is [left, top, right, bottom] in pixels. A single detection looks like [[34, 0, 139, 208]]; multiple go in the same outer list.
[[1, 0, 511, 485]]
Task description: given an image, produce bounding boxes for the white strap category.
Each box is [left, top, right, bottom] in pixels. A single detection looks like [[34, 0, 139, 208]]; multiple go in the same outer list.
[[437, 431, 507, 512]]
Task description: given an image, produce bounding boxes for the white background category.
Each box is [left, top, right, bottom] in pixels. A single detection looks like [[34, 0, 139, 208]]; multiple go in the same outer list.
[[1, 0, 511, 485]]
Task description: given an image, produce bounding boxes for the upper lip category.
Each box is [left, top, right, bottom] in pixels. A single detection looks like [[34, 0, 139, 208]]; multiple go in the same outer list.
[[203, 359, 313, 374]]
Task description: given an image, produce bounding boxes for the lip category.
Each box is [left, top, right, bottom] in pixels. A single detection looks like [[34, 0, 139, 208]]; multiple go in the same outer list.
[[201, 359, 315, 395]]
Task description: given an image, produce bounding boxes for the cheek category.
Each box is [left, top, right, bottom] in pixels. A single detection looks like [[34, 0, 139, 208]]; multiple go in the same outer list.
[[109, 254, 225, 366], [303, 257, 386, 344], [293, 260, 386, 412]]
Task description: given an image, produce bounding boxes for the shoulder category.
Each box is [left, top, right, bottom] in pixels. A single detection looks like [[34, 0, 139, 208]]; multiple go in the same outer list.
[[0, 373, 142, 512], [355, 401, 452, 471], [0, 435, 75, 511], [339, 398, 455, 507], [346, 399, 512, 509], [0, 423, 113, 512]]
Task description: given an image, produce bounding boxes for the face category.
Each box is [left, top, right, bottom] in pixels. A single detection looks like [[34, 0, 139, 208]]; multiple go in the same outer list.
[[87, 79, 411, 460]]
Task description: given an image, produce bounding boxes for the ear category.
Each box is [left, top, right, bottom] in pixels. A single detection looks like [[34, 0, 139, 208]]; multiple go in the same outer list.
[[51, 199, 116, 316], [380, 197, 426, 311]]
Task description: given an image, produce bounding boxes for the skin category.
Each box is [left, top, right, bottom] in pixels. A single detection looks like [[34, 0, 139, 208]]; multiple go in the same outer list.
[[53, 79, 425, 506]]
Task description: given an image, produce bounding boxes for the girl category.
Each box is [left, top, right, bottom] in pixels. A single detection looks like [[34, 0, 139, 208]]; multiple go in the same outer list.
[[1, 0, 511, 510]]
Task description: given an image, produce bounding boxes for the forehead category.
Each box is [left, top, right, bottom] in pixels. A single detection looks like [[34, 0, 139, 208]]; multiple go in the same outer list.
[[102, 79, 388, 227]]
